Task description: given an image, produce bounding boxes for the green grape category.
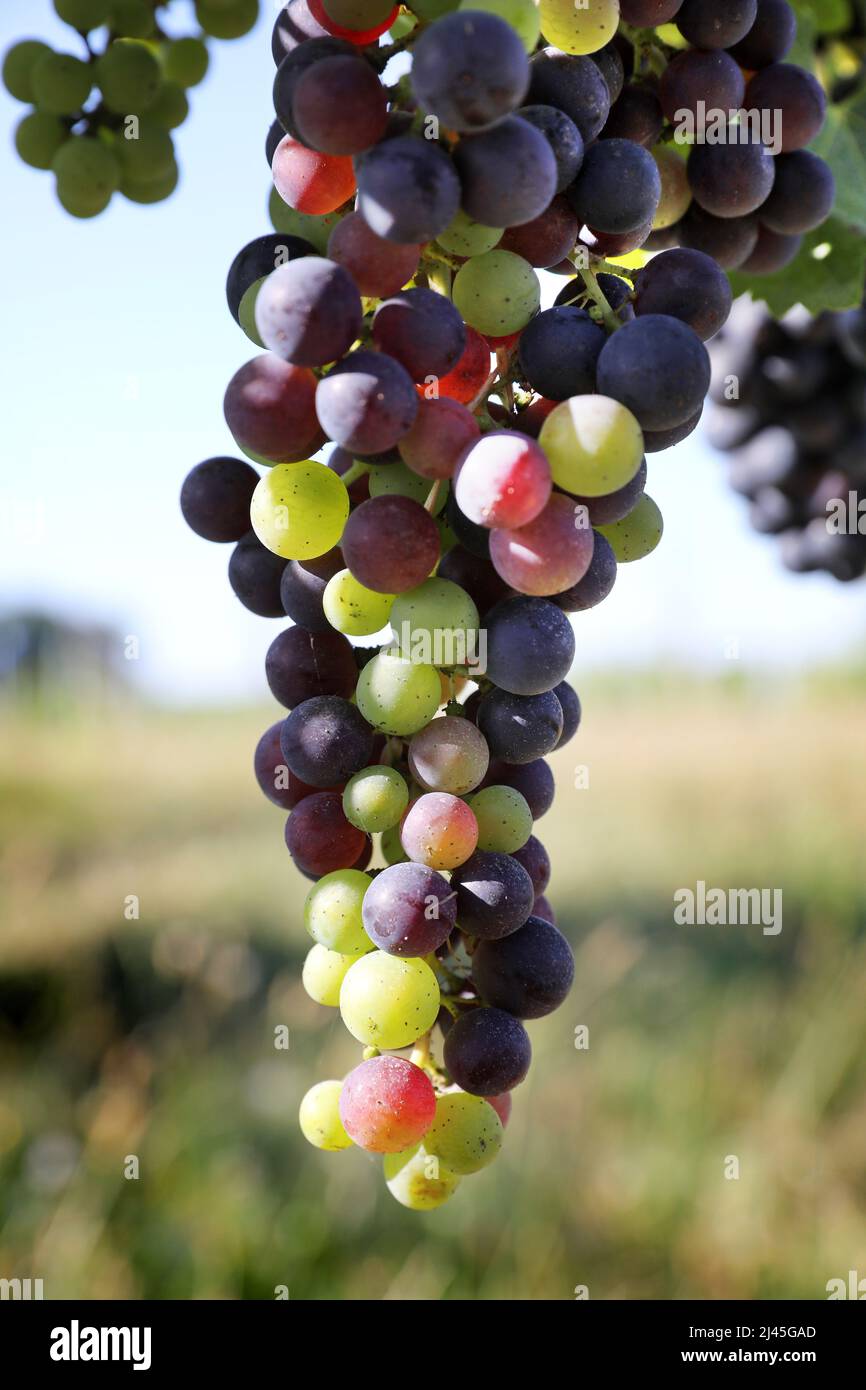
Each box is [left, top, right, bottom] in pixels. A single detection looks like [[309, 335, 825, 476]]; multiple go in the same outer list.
[[453, 251, 539, 336], [238, 278, 266, 349], [53, 136, 120, 214], [340, 952, 440, 1049], [459, 0, 539, 52], [299, 1080, 353, 1151], [116, 121, 174, 182], [368, 462, 449, 516], [109, 0, 157, 38], [598, 494, 663, 563], [539, 395, 644, 498], [384, 1145, 461, 1210], [3, 41, 53, 102], [302, 943, 360, 1006], [409, 0, 460, 19], [162, 37, 209, 88], [54, 0, 112, 29], [97, 40, 162, 113], [437, 517, 457, 556], [120, 161, 178, 203], [343, 766, 409, 833], [31, 53, 92, 116], [435, 209, 502, 258], [356, 651, 442, 736], [250, 462, 349, 560], [304, 869, 371, 954], [381, 823, 409, 865], [387, 11, 418, 39], [148, 81, 189, 130], [538, 0, 619, 55], [390, 579, 479, 670], [323, 0, 395, 27], [652, 146, 691, 231], [468, 785, 532, 853], [195, 0, 259, 40], [268, 187, 343, 252], [424, 1091, 503, 1174], [15, 112, 68, 170], [323, 569, 394, 637]]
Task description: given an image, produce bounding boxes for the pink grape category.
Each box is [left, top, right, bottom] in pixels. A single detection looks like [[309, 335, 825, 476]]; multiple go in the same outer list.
[[454, 431, 552, 530], [486, 1092, 512, 1128], [489, 492, 596, 596], [401, 791, 479, 870], [398, 398, 481, 480], [339, 1055, 436, 1153]]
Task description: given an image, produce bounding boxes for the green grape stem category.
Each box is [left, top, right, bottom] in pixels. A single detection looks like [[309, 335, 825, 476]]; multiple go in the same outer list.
[[578, 262, 622, 335], [338, 460, 368, 489]]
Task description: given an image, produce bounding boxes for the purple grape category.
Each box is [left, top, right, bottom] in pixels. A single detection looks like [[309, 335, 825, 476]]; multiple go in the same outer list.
[[451, 850, 534, 939], [362, 862, 457, 956], [280, 694, 373, 787]]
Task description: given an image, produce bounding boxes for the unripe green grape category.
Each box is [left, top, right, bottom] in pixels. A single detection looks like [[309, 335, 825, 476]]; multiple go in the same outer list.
[[369, 462, 448, 515], [162, 37, 209, 88], [116, 121, 175, 182], [424, 1091, 503, 1174], [97, 40, 162, 112], [323, 569, 395, 637], [109, 0, 157, 38], [54, 0, 112, 30], [304, 868, 371, 954], [53, 136, 120, 214], [384, 1144, 461, 1209], [250, 462, 350, 560], [302, 943, 360, 1006], [31, 53, 92, 115], [147, 81, 189, 130], [436, 208, 502, 258], [390, 579, 479, 661], [598, 495, 663, 563], [381, 823, 409, 865], [15, 112, 68, 170], [410, 0, 459, 19], [269, 187, 344, 253], [538, 0, 619, 55], [299, 1080, 353, 1151], [356, 652, 442, 736], [195, 0, 259, 40], [468, 785, 532, 853], [3, 41, 53, 102], [238, 278, 266, 349], [120, 160, 178, 203], [459, 0, 539, 52], [340, 952, 440, 1049], [343, 766, 409, 833], [453, 250, 540, 336], [388, 11, 418, 39], [539, 395, 644, 498]]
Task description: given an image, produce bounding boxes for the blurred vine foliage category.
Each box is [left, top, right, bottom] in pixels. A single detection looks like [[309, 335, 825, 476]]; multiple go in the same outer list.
[[1, 0, 261, 217]]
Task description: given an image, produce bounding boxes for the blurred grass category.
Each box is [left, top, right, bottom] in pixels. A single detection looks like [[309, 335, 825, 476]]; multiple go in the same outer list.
[[1, 669, 866, 1300]]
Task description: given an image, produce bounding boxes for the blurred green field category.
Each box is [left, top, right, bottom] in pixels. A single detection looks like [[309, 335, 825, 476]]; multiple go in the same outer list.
[[1, 671, 866, 1300]]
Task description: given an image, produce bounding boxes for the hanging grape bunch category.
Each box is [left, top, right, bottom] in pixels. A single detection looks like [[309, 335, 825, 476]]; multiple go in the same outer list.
[[2, 0, 260, 217], [180, 0, 840, 1210]]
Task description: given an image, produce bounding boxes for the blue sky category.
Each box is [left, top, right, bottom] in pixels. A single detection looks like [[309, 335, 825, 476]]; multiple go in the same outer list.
[[1, 0, 865, 703]]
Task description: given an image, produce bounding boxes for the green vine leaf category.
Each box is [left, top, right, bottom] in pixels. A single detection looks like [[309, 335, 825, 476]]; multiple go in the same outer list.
[[791, 0, 855, 36], [810, 87, 866, 231], [729, 217, 866, 314]]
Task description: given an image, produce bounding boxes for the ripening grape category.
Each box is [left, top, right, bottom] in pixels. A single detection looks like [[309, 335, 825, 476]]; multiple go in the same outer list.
[[31, 52, 92, 115], [339, 1056, 436, 1153], [490, 492, 596, 596], [339, 951, 440, 1048], [538, 0, 620, 55], [323, 569, 395, 637], [341, 495, 439, 593], [328, 210, 420, 297], [539, 396, 644, 498], [162, 37, 210, 88], [302, 942, 360, 1006], [304, 868, 372, 953], [255, 257, 362, 368], [652, 146, 692, 230], [400, 791, 479, 870], [399, 399, 481, 481], [286, 791, 368, 876], [383, 1145, 461, 1209], [3, 41, 52, 103], [343, 765, 409, 833], [322, 0, 397, 31], [355, 135, 460, 244], [408, 716, 489, 795], [292, 54, 388, 155], [486, 1092, 512, 1127], [453, 251, 540, 337], [96, 40, 162, 112], [272, 134, 356, 215], [15, 113, 68, 170], [468, 785, 532, 853], [435, 209, 502, 259], [362, 861, 457, 954], [454, 432, 551, 529], [250, 461, 349, 560], [356, 652, 442, 736], [299, 1079, 353, 1150], [598, 494, 664, 562], [425, 1090, 503, 1173], [195, 0, 259, 40]]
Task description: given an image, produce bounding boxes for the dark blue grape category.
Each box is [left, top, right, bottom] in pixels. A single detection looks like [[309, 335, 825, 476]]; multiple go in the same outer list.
[[443, 1006, 531, 1094], [528, 47, 611, 143], [518, 104, 584, 194], [567, 137, 661, 235], [553, 531, 617, 612], [759, 150, 835, 235], [477, 688, 564, 764], [511, 835, 550, 895], [596, 313, 711, 431], [485, 596, 575, 696], [410, 11, 529, 132], [280, 547, 344, 630], [553, 682, 581, 749], [280, 694, 373, 787], [228, 531, 287, 617], [451, 850, 534, 939], [255, 256, 362, 367], [517, 305, 605, 400], [180, 456, 258, 542], [373, 287, 466, 382], [355, 135, 461, 244], [226, 233, 316, 325], [472, 915, 574, 1019], [453, 115, 557, 227], [266, 627, 358, 709], [634, 248, 732, 342], [316, 349, 419, 454], [362, 862, 456, 956]]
